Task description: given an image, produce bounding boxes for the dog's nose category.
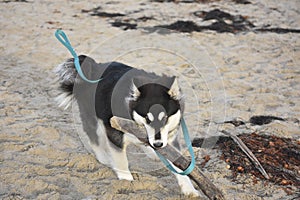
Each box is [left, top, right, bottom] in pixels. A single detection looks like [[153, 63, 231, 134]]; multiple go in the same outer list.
[[153, 142, 163, 148]]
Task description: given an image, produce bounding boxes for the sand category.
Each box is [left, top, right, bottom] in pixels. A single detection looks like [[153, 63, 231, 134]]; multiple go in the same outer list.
[[0, 0, 299, 199]]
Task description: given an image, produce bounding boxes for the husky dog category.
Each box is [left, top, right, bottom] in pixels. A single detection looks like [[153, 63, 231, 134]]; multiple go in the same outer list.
[[55, 55, 199, 196]]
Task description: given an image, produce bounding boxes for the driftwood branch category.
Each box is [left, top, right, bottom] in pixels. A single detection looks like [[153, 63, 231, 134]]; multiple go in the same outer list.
[[110, 116, 225, 200]]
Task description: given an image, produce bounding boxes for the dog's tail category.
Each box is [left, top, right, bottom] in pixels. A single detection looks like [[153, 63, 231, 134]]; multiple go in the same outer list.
[[54, 55, 88, 109]]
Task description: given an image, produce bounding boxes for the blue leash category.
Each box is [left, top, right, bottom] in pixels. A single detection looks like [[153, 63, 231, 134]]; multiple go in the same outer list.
[[155, 118, 195, 175], [55, 29, 101, 83], [54, 30, 195, 175]]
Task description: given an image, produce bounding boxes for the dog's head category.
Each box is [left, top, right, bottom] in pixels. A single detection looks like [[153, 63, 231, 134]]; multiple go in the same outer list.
[[128, 76, 184, 148]]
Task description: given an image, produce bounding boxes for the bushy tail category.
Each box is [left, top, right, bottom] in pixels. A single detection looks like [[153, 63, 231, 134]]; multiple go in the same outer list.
[[54, 55, 87, 109]]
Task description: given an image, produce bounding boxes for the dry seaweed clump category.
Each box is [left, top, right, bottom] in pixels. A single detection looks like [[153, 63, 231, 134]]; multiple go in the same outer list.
[[216, 133, 300, 192]]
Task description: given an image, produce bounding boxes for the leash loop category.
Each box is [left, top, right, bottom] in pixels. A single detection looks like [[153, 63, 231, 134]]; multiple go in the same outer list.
[[156, 118, 195, 175], [55, 29, 101, 83]]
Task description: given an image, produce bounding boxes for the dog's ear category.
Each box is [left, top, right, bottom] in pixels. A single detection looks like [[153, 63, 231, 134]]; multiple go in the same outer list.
[[168, 77, 181, 100], [128, 78, 141, 101]]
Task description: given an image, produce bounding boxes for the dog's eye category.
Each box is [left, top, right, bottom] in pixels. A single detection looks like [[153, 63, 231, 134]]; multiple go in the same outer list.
[[163, 116, 168, 121], [145, 116, 151, 124]]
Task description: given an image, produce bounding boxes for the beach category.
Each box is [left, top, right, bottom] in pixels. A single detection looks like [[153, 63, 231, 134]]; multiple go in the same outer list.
[[0, 0, 299, 199]]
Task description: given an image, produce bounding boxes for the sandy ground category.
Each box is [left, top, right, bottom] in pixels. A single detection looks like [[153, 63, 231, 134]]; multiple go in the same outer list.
[[0, 0, 299, 199]]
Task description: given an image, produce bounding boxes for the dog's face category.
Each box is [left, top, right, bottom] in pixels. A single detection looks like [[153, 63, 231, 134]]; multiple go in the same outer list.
[[128, 77, 184, 148]]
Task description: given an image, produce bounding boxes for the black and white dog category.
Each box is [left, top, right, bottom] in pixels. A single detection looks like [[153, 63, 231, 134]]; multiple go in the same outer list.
[[55, 55, 199, 196]]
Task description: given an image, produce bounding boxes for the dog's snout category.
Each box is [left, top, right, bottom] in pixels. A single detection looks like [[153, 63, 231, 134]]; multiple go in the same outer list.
[[153, 142, 163, 148], [155, 132, 161, 140]]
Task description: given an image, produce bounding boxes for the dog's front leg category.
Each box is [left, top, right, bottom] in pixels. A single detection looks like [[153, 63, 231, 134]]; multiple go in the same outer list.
[[174, 173, 200, 197], [108, 145, 133, 181], [141, 145, 200, 196], [171, 164, 201, 197]]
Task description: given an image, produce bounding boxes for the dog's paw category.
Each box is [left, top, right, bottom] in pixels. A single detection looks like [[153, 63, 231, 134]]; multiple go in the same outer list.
[[116, 171, 134, 181], [180, 184, 201, 197], [176, 175, 201, 197], [182, 189, 201, 197]]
